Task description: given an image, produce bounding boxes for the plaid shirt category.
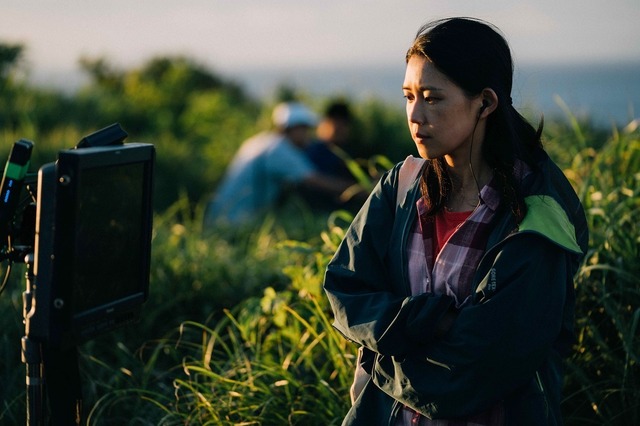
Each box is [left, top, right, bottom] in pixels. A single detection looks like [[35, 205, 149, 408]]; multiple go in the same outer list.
[[400, 178, 505, 426]]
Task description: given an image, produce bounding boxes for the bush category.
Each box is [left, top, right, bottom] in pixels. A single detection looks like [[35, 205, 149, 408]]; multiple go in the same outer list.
[[560, 120, 640, 425]]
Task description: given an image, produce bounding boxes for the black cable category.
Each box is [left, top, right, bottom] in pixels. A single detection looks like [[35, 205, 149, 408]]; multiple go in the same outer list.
[[469, 111, 485, 204], [0, 260, 12, 296], [0, 234, 13, 296]]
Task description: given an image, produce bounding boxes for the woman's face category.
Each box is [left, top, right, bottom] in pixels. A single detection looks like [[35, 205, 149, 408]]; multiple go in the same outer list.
[[403, 55, 483, 164]]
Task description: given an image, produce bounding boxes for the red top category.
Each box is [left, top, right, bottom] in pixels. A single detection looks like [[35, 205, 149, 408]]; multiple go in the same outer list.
[[433, 209, 473, 255]]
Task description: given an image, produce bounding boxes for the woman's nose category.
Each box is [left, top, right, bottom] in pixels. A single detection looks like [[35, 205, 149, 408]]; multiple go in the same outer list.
[[407, 102, 425, 125]]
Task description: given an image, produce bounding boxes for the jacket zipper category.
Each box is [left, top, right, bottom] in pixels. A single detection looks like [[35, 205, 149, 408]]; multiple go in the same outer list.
[[535, 370, 550, 419], [389, 400, 402, 426]]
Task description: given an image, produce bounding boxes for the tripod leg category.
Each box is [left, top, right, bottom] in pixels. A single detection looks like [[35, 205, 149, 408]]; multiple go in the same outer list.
[[42, 343, 83, 426], [21, 337, 44, 426]]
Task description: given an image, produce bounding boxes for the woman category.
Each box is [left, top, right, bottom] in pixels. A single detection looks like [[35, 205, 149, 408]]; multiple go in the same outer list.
[[323, 18, 588, 425]]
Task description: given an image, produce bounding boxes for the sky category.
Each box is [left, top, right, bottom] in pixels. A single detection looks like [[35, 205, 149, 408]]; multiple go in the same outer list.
[[3, 0, 639, 71], [1, 0, 639, 117]]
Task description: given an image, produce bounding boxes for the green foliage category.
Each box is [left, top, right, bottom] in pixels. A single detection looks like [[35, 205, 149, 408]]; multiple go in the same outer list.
[[145, 196, 303, 329], [559, 121, 640, 425], [0, 42, 24, 84], [0, 51, 638, 425], [2, 54, 407, 213], [83, 210, 357, 425], [2, 54, 265, 212], [76, 56, 253, 135], [349, 98, 412, 163]]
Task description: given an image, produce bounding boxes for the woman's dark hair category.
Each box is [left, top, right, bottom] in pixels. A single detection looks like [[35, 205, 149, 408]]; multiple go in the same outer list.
[[406, 17, 542, 221]]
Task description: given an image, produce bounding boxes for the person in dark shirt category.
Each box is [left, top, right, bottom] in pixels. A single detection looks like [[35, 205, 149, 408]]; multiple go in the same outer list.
[[302, 101, 361, 212], [305, 100, 354, 180]]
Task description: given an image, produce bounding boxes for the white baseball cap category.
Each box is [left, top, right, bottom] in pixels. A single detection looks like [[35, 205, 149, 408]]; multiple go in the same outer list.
[[272, 102, 318, 129]]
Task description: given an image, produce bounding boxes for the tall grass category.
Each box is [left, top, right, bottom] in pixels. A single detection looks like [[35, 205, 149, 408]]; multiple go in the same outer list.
[[1, 117, 638, 425], [555, 118, 640, 425], [85, 212, 356, 425], [86, 115, 640, 425]]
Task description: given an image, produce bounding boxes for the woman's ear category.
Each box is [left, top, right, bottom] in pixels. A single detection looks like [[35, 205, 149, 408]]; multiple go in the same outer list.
[[478, 88, 499, 118]]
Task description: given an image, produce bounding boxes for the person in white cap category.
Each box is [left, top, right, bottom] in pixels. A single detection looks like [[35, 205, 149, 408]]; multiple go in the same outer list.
[[204, 101, 360, 227]]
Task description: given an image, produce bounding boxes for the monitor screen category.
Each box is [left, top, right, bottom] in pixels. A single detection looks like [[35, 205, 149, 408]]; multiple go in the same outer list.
[[71, 162, 145, 312], [31, 142, 155, 345]]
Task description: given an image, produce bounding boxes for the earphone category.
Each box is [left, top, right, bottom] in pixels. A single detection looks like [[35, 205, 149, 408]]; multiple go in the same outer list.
[[478, 100, 489, 117]]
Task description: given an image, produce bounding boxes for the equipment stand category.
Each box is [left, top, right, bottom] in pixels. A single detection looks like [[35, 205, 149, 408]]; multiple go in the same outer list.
[[21, 254, 82, 426], [21, 335, 43, 426]]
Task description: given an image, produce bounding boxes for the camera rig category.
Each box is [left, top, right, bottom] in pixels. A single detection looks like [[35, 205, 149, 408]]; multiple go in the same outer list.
[[0, 124, 155, 426]]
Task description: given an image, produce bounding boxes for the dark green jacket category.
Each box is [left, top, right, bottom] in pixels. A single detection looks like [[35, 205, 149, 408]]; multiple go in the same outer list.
[[324, 150, 588, 425]]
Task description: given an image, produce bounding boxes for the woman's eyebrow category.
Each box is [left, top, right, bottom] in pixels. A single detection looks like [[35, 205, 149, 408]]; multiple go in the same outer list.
[[402, 85, 443, 92]]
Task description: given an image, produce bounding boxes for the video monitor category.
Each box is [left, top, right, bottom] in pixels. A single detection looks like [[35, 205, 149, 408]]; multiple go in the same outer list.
[[29, 142, 155, 346]]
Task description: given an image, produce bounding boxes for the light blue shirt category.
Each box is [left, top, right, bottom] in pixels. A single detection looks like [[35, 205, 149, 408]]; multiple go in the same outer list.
[[206, 131, 316, 224]]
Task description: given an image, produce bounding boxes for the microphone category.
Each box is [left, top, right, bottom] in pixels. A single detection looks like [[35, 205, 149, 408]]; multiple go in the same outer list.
[[0, 139, 34, 248]]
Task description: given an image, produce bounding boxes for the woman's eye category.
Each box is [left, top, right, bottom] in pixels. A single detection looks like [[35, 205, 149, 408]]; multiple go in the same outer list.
[[403, 93, 415, 102]]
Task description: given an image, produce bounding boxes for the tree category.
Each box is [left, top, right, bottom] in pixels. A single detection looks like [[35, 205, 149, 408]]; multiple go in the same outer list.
[[0, 42, 24, 85]]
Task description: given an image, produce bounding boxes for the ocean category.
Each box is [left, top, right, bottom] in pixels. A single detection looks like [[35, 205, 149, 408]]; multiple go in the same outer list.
[[34, 60, 639, 128], [234, 61, 640, 128], [513, 61, 640, 127]]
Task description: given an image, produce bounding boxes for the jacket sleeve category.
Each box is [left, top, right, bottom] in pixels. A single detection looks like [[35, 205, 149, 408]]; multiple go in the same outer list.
[[323, 168, 455, 357], [372, 232, 574, 418]]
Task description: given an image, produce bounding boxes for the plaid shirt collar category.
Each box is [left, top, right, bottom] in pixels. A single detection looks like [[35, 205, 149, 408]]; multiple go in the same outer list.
[[416, 175, 502, 307]]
